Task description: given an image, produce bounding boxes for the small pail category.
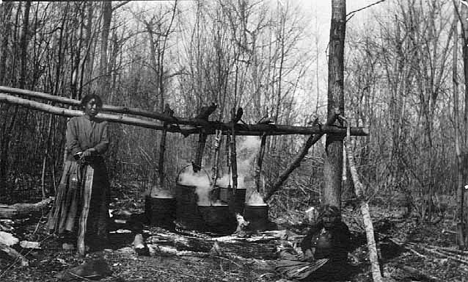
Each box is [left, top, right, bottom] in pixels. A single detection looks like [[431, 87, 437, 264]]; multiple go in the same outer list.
[[219, 186, 232, 202], [174, 183, 206, 231], [243, 204, 269, 232], [145, 196, 176, 229], [198, 205, 237, 235], [217, 186, 246, 214]]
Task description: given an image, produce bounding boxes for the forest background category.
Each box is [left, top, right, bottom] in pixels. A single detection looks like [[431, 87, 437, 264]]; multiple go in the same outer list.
[[0, 0, 463, 225]]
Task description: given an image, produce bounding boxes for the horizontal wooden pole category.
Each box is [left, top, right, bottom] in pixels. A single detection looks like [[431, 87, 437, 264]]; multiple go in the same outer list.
[[0, 86, 188, 124], [0, 90, 368, 137]]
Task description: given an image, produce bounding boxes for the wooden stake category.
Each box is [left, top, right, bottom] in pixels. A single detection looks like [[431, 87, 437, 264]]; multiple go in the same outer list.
[[343, 117, 382, 282], [77, 166, 94, 256]]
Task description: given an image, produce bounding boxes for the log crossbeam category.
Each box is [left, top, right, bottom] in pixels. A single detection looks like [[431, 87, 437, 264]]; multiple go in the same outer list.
[[0, 88, 369, 137]]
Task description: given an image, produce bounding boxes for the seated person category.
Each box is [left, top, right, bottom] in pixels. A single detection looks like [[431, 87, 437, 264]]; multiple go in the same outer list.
[[300, 204, 351, 281]]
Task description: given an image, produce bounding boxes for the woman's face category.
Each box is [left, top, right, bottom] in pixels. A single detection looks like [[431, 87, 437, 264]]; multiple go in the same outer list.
[[84, 98, 100, 117]]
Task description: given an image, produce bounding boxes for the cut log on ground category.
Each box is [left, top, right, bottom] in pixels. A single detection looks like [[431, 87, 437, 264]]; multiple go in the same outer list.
[[0, 231, 19, 246], [0, 242, 29, 266], [133, 233, 149, 256], [0, 197, 53, 219], [395, 265, 440, 282], [146, 230, 280, 260]]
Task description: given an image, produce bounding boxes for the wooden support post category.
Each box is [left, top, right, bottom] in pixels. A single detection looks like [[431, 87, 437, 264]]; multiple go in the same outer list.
[[230, 108, 238, 194], [255, 133, 267, 193], [264, 114, 337, 202], [343, 117, 382, 282], [77, 167, 94, 257], [193, 132, 207, 173]]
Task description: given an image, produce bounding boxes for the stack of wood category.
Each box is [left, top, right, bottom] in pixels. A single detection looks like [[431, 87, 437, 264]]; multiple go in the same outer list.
[[0, 197, 53, 266]]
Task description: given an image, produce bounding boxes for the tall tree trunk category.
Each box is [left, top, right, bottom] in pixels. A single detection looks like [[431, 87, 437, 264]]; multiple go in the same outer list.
[[453, 2, 465, 248], [19, 0, 31, 89], [81, 2, 95, 97], [0, 2, 13, 85], [99, 0, 112, 97], [0, 2, 13, 191], [323, 0, 346, 209], [458, 0, 468, 248], [0, 1, 31, 192]]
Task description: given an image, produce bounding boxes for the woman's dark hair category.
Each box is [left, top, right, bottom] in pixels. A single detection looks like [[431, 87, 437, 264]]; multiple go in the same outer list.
[[319, 204, 341, 218], [80, 94, 103, 109]]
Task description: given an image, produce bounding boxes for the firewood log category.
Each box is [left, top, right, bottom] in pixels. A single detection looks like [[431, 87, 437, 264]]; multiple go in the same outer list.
[[0, 197, 53, 219], [0, 242, 29, 266]]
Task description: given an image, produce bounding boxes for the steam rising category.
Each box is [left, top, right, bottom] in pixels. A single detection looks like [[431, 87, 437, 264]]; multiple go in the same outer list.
[[217, 136, 261, 189], [246, 190, 266, 206], [144, 185, 173, 199], [216, 173, 245, 188], [178, 165, 212, 206], [150, 187, 173, 199], [177, 136, 264, 206]]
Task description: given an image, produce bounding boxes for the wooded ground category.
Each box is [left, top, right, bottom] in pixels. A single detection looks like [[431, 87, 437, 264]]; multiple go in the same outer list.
[[0, 182, 467, 282], [1, 1, 468, 281]]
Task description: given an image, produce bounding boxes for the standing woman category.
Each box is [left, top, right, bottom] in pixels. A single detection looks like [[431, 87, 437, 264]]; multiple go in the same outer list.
[[48, 94, 111, 255]]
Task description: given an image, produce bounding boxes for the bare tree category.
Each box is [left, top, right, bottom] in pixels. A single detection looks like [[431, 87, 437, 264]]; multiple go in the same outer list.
[[323, 0, 346, 209]]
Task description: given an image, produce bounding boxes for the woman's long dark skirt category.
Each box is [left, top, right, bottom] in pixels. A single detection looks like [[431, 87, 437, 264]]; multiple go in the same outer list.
[[48, 159, 110, 247]]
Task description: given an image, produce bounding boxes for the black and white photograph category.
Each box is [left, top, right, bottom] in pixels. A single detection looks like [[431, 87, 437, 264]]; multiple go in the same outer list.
[[0, 0, 466, 281]]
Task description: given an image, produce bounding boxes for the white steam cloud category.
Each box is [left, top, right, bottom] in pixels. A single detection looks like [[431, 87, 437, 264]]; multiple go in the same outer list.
[[246, 190, 266, 206], [178, 165, 212, 206], [177, 136, 263, 206], [217, 136, 261, 188], [149, 187, 173, 198]]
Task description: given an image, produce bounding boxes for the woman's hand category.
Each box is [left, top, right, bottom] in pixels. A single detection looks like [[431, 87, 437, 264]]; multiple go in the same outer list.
[[302, 248, 315, 262], [81, 148, 95, 158]]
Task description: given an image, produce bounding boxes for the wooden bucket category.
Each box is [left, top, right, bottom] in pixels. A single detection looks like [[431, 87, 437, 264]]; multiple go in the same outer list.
[[174, 183, 206, 231], [145, 196, 176, 229], [198, 205, 236, 235], [243, 204, 269, 232], [217, 186, 246, 214]]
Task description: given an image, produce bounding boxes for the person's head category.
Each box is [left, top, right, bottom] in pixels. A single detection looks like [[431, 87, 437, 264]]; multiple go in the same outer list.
[[319, 204, 341, 228], [81, 94, 103, 118]]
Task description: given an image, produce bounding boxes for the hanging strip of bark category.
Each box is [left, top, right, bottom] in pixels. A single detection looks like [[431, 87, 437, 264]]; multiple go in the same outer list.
[[158, 104, 173, 187], [255, 133, 267, 193], [210, 130, 223, 188], [158, 125, 167, 187], [193, 132, 207, 173], [225, 132, 232, 187], [263, 114, 338, 202], [343, 118, 382, 282], [0, 92, 368, 137], [230, 108, 238, 192]]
